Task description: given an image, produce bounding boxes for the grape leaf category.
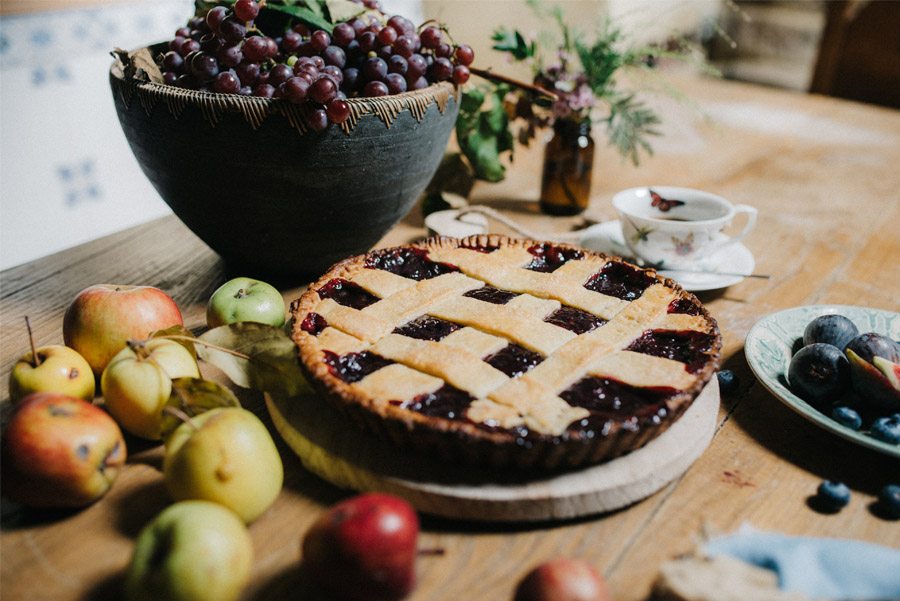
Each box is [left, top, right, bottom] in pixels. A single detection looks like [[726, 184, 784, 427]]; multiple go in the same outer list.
[[265, 3, 333, 32], [197, 323, 311, 397], [160, 377, 241, 439]]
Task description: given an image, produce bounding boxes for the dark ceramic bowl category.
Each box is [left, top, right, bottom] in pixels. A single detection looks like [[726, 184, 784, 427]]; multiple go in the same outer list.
[[110, 49, 459, 278]]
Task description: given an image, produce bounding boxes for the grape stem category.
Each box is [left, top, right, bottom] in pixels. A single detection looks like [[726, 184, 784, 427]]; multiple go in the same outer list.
[[470, 66, 558, 101]]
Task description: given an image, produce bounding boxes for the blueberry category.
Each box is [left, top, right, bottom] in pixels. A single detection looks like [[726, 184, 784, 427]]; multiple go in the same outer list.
[[870, 415, 900, 444], [831, 406, 862, 430], [803, 314, 859, 350], [877, 484, 900, 519], [788, 343, 851, 405], [717, 370, 738, 395], [816, 480, 851, 511]]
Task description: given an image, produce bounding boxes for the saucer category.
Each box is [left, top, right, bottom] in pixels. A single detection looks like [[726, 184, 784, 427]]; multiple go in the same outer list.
[[580, 220, 756, 292]]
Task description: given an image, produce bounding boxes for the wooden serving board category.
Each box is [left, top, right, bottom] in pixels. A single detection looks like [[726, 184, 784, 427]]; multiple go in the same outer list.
[[266, 379, 719, 522]]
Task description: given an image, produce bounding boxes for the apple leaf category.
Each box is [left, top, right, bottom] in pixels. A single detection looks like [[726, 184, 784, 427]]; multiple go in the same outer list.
[[197, 323, 312, 397], [151, 325, 198, 360], [160, 377, 241, 439]]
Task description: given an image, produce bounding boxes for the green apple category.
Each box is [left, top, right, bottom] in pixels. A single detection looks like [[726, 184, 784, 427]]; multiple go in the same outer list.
[[9, 345, 95, 403], [125, 500, 253, 601], [63, 284, 184, 375], [164, 407, 283, 523], [206, 277, 286, 329], [1, 392, 126, 507], [101, 339, 200, 440]]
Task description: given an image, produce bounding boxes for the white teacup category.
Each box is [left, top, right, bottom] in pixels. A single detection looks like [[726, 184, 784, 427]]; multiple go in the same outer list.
[[612, 186, 757, 269]]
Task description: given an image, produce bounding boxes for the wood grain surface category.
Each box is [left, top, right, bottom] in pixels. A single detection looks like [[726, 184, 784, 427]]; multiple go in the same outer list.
[[2, 71, 899, 601]]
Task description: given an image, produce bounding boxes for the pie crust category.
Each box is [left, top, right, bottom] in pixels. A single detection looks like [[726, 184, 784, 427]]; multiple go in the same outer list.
[[291, 235, 722, 470]]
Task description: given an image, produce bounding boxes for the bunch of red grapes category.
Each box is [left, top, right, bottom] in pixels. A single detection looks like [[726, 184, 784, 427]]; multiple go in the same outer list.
[[158, 0, 475, 131]]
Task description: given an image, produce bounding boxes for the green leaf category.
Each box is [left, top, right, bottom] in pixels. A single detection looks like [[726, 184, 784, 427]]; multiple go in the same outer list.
[[197, 323, 312, 397], [604, 93, 662, 166], [490, 27, 534, 61], [160, 377, 241, 439], [265, 3, 333, 32]]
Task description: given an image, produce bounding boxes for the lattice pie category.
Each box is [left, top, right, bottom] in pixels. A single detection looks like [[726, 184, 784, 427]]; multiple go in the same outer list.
[[291, 235, 721, 470]]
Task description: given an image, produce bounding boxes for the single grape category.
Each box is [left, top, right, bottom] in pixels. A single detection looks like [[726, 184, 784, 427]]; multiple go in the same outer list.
[[284, 77, 310, 103], [323, 45, 347, 68], [430, 57, 453, 81], [242, 36, 268, 62], [205, 6, 228, 33], [219, 17, 246, 44], [387, 15, 414, 36], [384, 72, 407, 94], [239, 85, 252, 95], [388, 54, 408, 75], [234, 0, 259, 23], [322, 65, 343, 85], [363, 80, 389, 97], [454, 44, 475, 66], [309, 76, 338, 104], [217, 45, 243, 68], [341, 67, 360, 93], [169, 36, 186, 52], [175, 26, 191, 39], [376, 45, 393, 61], [179, 38, 201, 57], [358, 31, 377, 53], [253, 83, 275, 98], [349, 18, 367, 35], [452, 64, 470, 84], [175, 73, 195, 89], [264, 37, 279, 58], [282, 30, 302, 54], [236, 61, 260, 85], [406, 54, 426, 79], [435, 43, 452, 58], [420, 26, 441, 50], [163, 51, 184, 72], [311, 55, 325, 70], [213, 70, 241, 94], [377, 27, 398, 46], [394, 35, 415, 58], [307, 108, 329, 132], [293, 23, 311, 37], [333, 23, 356, 47], [190, 52, 220, 82], [362, 57, 388, 81], [199, 33, 223, 53], [326, 98, 351, 124], [344, 39, 361, 61], [268, 63, 293, 87], [163, 71, 178, 85], [310, 30, 331, 52], [407, 76, 428, 90]]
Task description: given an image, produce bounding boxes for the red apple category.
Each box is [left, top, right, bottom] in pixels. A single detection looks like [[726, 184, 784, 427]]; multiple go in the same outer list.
[[514, 558, 611, 601], [301, 493, 419, 601], [63, 284, 184, 375], [1, 392, 126, 508]]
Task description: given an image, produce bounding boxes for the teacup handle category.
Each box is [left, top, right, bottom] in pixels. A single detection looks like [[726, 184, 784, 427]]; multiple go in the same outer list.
[[709, 204, 757, 254]]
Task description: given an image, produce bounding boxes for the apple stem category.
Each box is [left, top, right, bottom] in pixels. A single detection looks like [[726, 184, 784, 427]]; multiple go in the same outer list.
[[162, 405, 200, 432], [127, 339, 151, 360], [417, 547, 446, 557], [160, 335, 251, 361], [24, 316, 41, 367]]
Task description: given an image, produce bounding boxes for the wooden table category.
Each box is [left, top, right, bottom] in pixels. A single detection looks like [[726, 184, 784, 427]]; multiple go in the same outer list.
[[2, 72, 899, 601]]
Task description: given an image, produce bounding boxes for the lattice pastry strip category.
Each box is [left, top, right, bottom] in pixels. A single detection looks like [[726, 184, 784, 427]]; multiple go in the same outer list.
[[371, 334, 509, 399], [363, 272, 483, 330], [351, 363, 444, 408], [588, 351, 697, 390]]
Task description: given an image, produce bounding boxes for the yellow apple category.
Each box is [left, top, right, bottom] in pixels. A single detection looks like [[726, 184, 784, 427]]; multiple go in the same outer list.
[[164, 407, 283, 523], [9, 345, 95, 403], [101, 339, 200, 440]]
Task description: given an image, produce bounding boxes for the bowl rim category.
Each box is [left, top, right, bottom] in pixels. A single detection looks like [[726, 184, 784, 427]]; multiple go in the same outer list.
[[110, 45, 458, 133]]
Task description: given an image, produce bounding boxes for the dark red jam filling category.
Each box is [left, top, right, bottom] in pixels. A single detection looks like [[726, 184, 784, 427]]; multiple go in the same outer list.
[[322, 350, 393, 383], [560, 376, 676, 428], [583, 261, 656, 301], [524, 243, 585, 273], [393, 315, 461, 341], [667, 297, 701, 315], [317, 278, 380, 310], [484, 344, 544, 378], [459, 240, 502, 253], [463, 285, 519, 305], [626, 329, 716, 373], [300, 312, 328, 335], [544, 306, 607, 334], [365, 247, 460, 281], [396, 384, 474, 420]]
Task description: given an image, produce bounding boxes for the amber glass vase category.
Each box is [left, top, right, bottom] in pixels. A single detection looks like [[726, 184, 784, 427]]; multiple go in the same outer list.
[[539, 118, 595, 216]]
